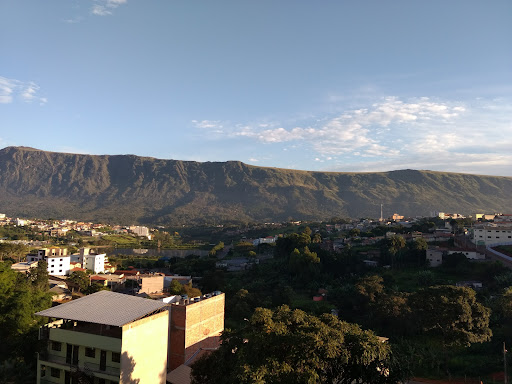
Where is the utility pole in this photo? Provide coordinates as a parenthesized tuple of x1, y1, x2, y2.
(380, 204, 383, 222)
(505, 342, 508, 384)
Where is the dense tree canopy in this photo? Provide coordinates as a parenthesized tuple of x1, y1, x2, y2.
(409, 285, 492, 348)
(192, 305, 404, 384)
(0, 262, 52, 362)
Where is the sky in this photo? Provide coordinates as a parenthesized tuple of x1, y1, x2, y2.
(1, 1, 511, 176)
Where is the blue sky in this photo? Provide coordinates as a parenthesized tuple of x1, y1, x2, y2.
(1, 1, 511, 175)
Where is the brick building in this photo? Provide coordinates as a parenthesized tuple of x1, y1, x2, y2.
(168, 292, 225, 370)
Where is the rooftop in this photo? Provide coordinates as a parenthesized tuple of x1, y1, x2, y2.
(35, 290, 168, 327)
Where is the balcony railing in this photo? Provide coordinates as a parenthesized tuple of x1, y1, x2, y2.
(39, 353, 120, 379)
(83, 361, 120, 377)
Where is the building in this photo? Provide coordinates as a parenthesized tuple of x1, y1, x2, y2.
(36, 291, 170, 384)
(79, 248, 106, 274)
(447, 248, 485, 260)
(27, 248, 71, 276)
(168, 292, 225, 371)
(252, 236, 277, 246)
(11, 260, 39, 273)
(391, 213, 404, 221)
(427, 248, 444, 267)
(139, 274, 165, 294)
(129, 226, 150, 238)
(473, 225, 512, 246)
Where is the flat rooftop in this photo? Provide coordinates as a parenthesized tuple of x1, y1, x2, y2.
(36, 290, 168, 327)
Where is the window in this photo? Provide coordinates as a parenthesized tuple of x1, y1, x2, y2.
(59, 264, 63, 267)
(59, 270, 63, 273)
(50, 367, 60, 378)
(111, 352, 120, 363)
(51, 341, 62, 351)
(60, 258, 63, 261)
(85, 347, 95, 358)
(40, 365, 46, 377)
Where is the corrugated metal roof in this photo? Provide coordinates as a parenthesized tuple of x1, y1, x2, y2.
(35, 290, 168, 326)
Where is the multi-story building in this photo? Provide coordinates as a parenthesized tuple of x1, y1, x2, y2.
(35, 290, 226, 384)
(79, 248, 106, 274)
(27, 248, 71, 276)
(128, 226, 150, 238)
(36, 291, 170, 384)
(168, 292, 225, 371)
(473, 225, 512, 246)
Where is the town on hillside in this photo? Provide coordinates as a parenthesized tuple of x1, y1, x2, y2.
(1, 211, 512, 383)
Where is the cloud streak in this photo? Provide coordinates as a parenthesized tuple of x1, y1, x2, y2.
(0, 76, 47, 105)
(91, 0, 127, 16)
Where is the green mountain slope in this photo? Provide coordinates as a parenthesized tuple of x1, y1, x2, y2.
(0, 146, 510, 224)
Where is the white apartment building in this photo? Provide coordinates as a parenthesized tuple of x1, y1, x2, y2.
(83, 254, 106, 274)
(47, 255, 71, 276)
(26, 248, 71, 276)
(79, 248, 106, 274)
(129, 226, 150, 237)
(473, 225, 512, 246)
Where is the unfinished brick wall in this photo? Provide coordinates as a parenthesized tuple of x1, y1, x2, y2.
(168, 293, 225, 370)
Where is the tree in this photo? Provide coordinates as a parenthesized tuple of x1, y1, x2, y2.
(181, 282, 201, 298)
(0, 243, 28, 262)
(28, 260, 49, 291)
(302, 226, 312, 236)
(349, 228, 360, 238)
(67, 270, 90, 292)
(191, 305, 404, 384)
(411, 238, 428, 266)
(289, 247, 320, 283)
(387, 235, 405, 267)
(0, 263, 52, 362)
(355, 275, 384, 303)
(169, 279, 183, 295)
(409, 285, 492, 348)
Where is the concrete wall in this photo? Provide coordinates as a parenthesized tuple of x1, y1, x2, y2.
(140, 275, 164, 294)
(169, 293, 225, 370)
(121, 310, 169, 384)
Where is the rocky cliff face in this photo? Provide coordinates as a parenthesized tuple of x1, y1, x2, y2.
(0, 146, 510, 224)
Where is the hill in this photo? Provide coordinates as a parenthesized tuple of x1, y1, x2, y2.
(0, 146, 510, 224)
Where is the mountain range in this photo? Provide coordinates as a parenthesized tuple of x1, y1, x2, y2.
(0, 146, 510, 225)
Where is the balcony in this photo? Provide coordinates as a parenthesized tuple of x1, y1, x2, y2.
(83, 361, 120, 377)
(39, 352, 120, 379)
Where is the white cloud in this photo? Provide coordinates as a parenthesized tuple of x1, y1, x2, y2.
(193, 96, 512, 175)
(91, 0, 127, 16)
(0, 76, 47, 105)
(192, 120, 223, 129)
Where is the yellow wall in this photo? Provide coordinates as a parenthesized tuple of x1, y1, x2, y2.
(121, 310, 169, 384)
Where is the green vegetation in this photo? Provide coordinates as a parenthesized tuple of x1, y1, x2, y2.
(192, 306, 403, 384)
(0, 260, 52, 383)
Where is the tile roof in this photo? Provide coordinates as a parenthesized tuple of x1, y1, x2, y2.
(35, 290, 168, 326)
